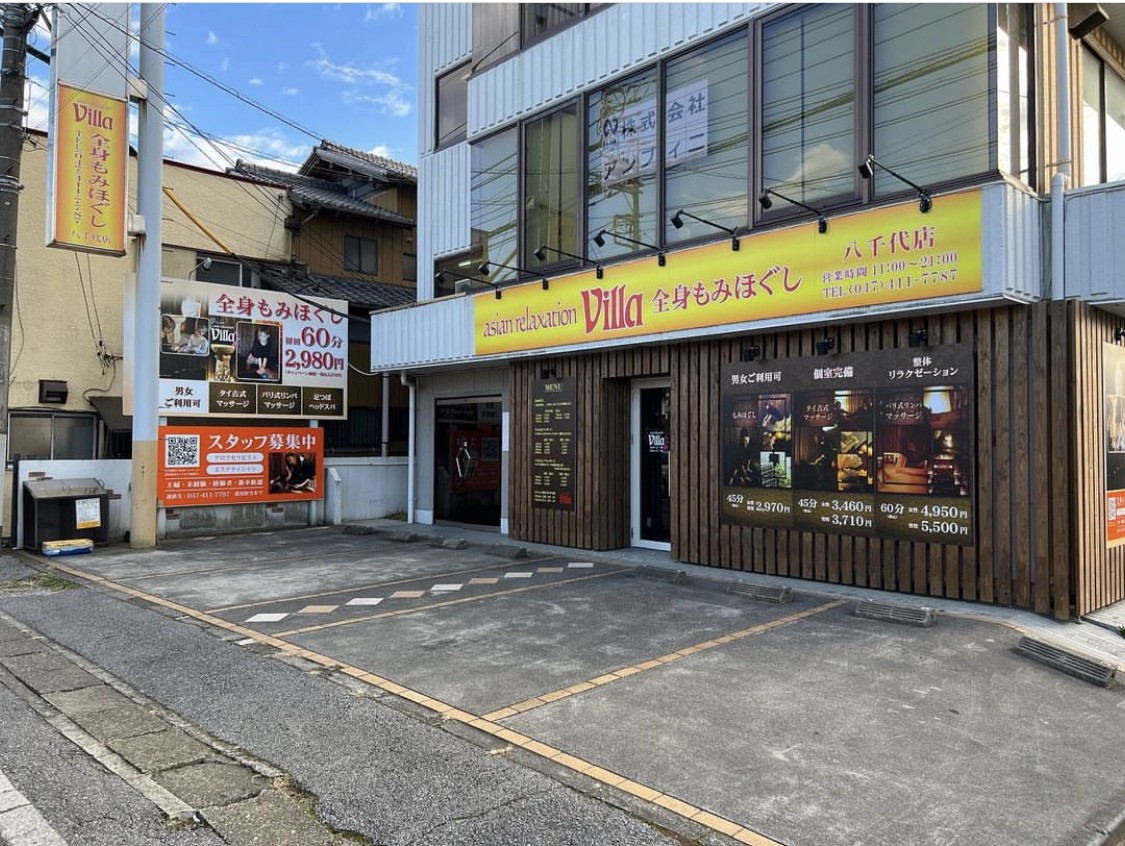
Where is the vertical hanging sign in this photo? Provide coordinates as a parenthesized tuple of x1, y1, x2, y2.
(46, 4, 130, 255)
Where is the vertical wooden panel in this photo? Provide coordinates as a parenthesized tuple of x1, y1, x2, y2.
(1012, 307, 1032, 607)
(977, 311, 995, 604)
(1032, 303, 1051, 614)
(994, 311, 1013, 606)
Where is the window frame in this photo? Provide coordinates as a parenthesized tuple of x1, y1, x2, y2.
(1080, 43, 1125, 186)
(343, 234, 379, 275)
(521, 99, 583, 273)
(7, 411, 98, 463)
(435, 61, 470, 150)
(452, 4, 1017, 291)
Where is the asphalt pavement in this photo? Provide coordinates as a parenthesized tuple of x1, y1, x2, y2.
(1, 522, 1124, 846)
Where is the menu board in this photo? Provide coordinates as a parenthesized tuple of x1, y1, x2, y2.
(532, 378, 577, 510)
(720, 344, 975, 545)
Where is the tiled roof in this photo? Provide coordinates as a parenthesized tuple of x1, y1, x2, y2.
(302, 140, 417, 182)
(229, 159, 413, 226)
(259, 268, 416, 311)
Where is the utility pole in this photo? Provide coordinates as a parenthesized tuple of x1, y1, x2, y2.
(0, 4, 37, 502)
(130, 4, 164, 548)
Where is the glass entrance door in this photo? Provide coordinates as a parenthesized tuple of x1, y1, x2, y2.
(631, 381, 671, 549)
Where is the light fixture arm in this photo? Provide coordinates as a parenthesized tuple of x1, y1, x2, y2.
(593, 229, 666, 266)
(535, 245, 603, 279)
(671, 209, 740, 251)
(479, 259, 550, 291)
(859, 154, 932, 213)
(758, 188, 828, 233)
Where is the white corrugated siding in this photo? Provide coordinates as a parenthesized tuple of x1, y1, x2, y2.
(370, 295, 475, 371)
(469, 3, 762, 136)
(1064, 182, 1125, 301)
(417, 143, 471, 299)
(980, 182, 1045, 303)
(418, 3, 472, 159)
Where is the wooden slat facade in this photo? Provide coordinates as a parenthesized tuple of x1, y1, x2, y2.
(508, 302, 1125, 619)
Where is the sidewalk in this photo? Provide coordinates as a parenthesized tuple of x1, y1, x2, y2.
(0, 563, 356, 846)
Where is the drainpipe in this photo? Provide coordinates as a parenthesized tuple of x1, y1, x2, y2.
(381, 374, 390, 458)
(401, 372, 415, 524)
(1052, 3, 1071, 299)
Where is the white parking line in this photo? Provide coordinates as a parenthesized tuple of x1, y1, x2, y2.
(0, 770, 67, 846)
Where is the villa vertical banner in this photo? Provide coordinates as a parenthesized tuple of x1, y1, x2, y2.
(46, 5, 130, 255)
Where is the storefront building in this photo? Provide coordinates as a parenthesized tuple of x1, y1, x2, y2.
(372, 3, 1125, 619)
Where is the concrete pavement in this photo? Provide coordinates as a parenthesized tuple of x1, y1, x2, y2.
(1, 523, 1124, 846)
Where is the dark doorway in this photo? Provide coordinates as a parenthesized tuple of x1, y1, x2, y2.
(434, 398, 502, 526)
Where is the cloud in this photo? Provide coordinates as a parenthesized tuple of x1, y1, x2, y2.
(206, 31, 219, 46)
(308, 46, 414, 119)
(365, 4, 402, 22)
(248, 77, 263, 87)
(343, 89, 412, 118)
(219, 57, 230, 73)
(282, 87, 299, 97)
(163, 124, 306, 173)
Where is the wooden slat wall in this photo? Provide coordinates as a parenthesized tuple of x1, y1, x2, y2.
(1072, 302, 1125, 615)
(508, 302, 1122, 618)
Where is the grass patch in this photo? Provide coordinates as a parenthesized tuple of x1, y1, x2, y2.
(1, 573, 78, 593)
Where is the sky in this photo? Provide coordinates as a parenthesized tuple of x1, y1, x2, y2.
(25, 2, 420, 173)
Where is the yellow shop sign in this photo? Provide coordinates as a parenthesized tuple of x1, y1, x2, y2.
(474, 188, 983, 356)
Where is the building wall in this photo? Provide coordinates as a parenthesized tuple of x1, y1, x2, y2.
(414, 366, 507, 525)
(292, 212, 414, 286)
(508, 303, 1096, 619)
(13, 135, 291, 417)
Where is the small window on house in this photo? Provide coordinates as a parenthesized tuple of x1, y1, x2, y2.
(436, 62, 469, 149)
(1080, 46, 1125, 186)
(8, 412, 96, 462)
(344, 235, 379, 274)
(195, 256, 244, 287)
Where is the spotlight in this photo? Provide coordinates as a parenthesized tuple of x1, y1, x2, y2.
(479, 259, 549, 292)
(858, 154, 932, 213)
(758, 188, 828, 233)
(815, 337, 835, 356)
(740, 346, 760, 363)
(535, 244, 603, 279)
(592, 229, 666, 266)
(541, 367, 557, 380)
(670, 208, 740, 250)
(908, 328, 929, 348)
(1116, 327, 1125, 343)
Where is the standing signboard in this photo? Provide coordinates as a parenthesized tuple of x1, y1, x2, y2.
(532, 378, 577, 509)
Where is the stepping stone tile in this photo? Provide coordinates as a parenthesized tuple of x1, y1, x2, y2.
(245, 613, 288, 624)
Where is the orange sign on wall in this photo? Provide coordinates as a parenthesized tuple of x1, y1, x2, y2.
(475, 188, 984, 356)
(49, 83, 128, 255)
(158, 426, 324, 507)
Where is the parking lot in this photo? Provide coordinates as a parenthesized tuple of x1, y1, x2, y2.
(31, 523, 1125, 846)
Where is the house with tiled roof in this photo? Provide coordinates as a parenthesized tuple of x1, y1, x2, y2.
(228, 143, 418, 456)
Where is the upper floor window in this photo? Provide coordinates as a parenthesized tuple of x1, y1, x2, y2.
(1080, 46, 1125, 186)
(436, 62, 469, 149)
(872, 4, 991, 197)
(522, 3, 587, 43)
(665, 30, 749, 246)
(470, 127, 519, 281)
(344, 235, 378, 275)
(760, 6, 856, 207)
(524, 103, 580, 267)
(587, 68, 660, 261)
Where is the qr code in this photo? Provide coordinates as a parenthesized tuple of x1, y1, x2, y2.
(165, 434, 200, 468)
